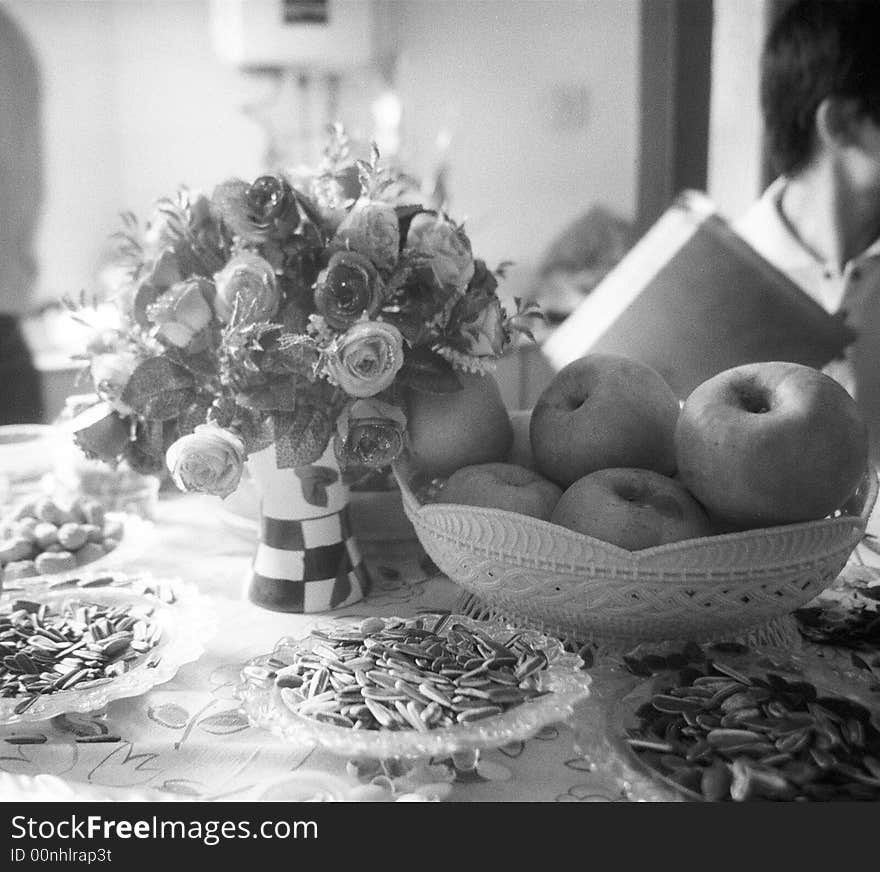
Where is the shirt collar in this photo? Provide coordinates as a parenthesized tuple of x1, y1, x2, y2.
(758, 177, 880, 273)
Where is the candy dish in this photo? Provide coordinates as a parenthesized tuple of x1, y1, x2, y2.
(237, 613, 592, 761)
(0, 574, 215, 725)
(0, 511, 153, 592)
(396, 462, 878, 649)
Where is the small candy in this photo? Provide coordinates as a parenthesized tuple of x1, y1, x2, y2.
(44, 543, 64, 553)
(4, 560, 38, 580)
(75, 542, 107, 566)
(15, 517, 40, 541)
(82, 524, 103, 543)
(103, 538, 119, 552)
(69, 497, 90, 524)
(57, 523, 88, 551)
(33, 522, 59, 549)
(34, 499, 67, 526)
(80, 501, 105, 526)
(35, 551, 77, 575)
(0, 537, 34, 565)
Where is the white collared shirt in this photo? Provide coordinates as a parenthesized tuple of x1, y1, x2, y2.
(735, 177, 880, 454)
(735, 178, 880, 390)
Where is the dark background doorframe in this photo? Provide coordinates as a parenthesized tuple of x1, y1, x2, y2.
(636, 0, 714, 234)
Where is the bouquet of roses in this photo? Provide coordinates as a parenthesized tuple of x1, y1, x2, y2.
(69, 128, 538, 499)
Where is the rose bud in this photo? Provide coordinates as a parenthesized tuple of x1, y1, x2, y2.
(212, 174, 299, 242)
(325, 320, 404, 398)
(334, 198, 400, 272)
(314, 250, 382, 330)
(406, 214, 474, 293)
(165, 424, 245, 499)
(146, 277, 215, 348)
(213, 252, 280, 324)
(335, 398, 407, 468)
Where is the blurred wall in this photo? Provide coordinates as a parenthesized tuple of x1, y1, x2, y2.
(3, 0, 264, 306)
(378, 0, 640, 298)
(4, 0, 640, 308)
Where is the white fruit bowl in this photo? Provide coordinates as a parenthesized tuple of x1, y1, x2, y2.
(394, 463, 878, 648)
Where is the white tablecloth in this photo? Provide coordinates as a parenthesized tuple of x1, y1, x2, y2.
(2, 493, 878, 803)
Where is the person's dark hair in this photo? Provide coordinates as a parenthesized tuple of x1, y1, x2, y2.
(761, 0, 880, 175)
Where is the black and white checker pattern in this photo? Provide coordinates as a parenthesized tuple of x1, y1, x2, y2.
(245, 443, 371, 613)
(249, 505, 371, 613)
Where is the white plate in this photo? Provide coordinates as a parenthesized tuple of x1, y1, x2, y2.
(0, 575, 215, 725)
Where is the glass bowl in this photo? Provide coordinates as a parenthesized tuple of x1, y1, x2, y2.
(0, 574, 215, 725)
(237, 613, 593, 761)
(584, 647, 880, 802)
(0, 511, 153, 594)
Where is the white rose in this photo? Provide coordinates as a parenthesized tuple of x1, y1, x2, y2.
(325, 320, 404, 398)
(406, 214, 474, 293)
(165, 425, 245, 498)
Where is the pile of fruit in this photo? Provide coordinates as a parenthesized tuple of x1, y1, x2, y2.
(0, 497, 122, 583)
(407, 354, 869, 550)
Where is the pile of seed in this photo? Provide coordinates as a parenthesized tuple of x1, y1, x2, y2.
(259, 616, 553, 731)
(626, 660, 880, 801)
(1, 598, 161, 715)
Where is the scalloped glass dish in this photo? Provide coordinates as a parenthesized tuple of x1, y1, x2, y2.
(587, 648, 880, 802)
(0, 575, 215, 725)
(0, 512, 154, 593)
(238, 614, 593, 761)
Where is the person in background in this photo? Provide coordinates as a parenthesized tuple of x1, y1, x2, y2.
(0, 8, 44, 424)
(735, 0, 880, 461)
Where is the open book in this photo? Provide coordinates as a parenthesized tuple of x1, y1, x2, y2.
(540, 191, 854, 397)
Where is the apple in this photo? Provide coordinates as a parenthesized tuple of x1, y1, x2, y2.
(530, 353, 680, 487)
(405, 372, 513, 479)
(550, 467, 712, 550)
(506, 409, 536, 470)
(674, 361, 869, 528)
(436, 462, 562, 520)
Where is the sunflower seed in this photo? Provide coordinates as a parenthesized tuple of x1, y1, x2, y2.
(625, 660, 880, 802)
(264, 616, 555, 734)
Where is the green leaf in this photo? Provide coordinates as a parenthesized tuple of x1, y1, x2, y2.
(121, 357, 196, 421)
(70, 402, 131, 463)
(236, 410, 274, 455)
(273, 405, 333, 469)
(396, 347, 463, 394)
(239, 378, 300, 412)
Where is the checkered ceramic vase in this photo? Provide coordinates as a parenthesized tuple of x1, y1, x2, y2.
(245, 442, 371, 613)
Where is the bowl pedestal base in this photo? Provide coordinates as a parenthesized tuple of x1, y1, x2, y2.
(454, 591, 801, 662)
